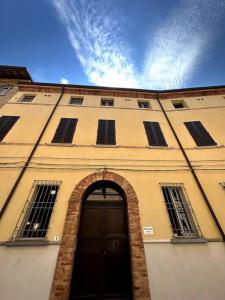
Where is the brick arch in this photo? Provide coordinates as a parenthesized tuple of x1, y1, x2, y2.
(50, 171, 150, 300)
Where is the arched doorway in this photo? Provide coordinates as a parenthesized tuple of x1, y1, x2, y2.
(69, 180, 132, 299)
(50, 171, 150, 300)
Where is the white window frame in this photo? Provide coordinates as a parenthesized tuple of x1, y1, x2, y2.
(69, 97, 83, 105)
(101, 99, 114, 107)
(138, 100, 150, 109)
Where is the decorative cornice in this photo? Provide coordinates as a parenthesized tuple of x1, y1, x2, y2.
(18, 83, 225, 99)
(159, 88, 225, 99)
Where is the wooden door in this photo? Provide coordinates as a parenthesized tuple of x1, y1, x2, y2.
(69, 186, 132, 299)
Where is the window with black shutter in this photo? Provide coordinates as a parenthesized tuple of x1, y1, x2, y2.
(51, 118, 78, 143)
(96, 120, 116, 145)
(143, 121, 167, 146)
(0, 116, 19, 141)
(184, 121, 217, 146)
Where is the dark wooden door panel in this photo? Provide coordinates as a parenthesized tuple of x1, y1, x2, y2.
(69, 199, 132, 299)
(80, 207, 102, 237)
(105, 207, 126, 236)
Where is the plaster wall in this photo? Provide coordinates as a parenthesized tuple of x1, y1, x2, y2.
(144, 242, 225, 300)
(0, 245, 59, 300)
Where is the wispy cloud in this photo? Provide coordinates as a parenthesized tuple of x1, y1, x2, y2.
(143, 0, 225, 89)
(51, 0, 138, 88)
(60, 78, 69, 84)
(51, 0, 225, 89)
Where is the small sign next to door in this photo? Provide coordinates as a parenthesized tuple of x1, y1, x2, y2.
(143, 226, 154, 235)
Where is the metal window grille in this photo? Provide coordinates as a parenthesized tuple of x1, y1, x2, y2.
(160, 183, 200, 238)
(11, 180, 61, 240)
(138, 101, 149, 108)
(0, 85, 12, 95)
(70, 97, 83, 105)
(20, 95, 35, 103)
(101, 99, 114, 106)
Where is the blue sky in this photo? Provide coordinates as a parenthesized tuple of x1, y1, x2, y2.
(1, 0, 225, 89)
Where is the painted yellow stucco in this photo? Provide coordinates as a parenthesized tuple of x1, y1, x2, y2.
(0, 83, 225, 243)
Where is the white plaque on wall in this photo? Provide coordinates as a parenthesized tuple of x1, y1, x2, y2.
(143, 226, 154, 235)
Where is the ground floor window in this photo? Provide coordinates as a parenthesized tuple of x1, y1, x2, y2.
(11, 180, 61, 239)
(160, 183, 200, 238)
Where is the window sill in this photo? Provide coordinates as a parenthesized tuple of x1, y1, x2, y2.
(17, 102, 34, 104)
(146, 145, 171, 149)
(95, 144, 117, 148)
(171, 237, 207, 244)
(195, 144, 221, 149)
(48, 143, 73, 147)
(138, 107, 151, 110)
(5, 239, 50, 246)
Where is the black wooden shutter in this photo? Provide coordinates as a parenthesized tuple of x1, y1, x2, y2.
(51, 118, 77, 143)
(0, 116, 19, 141)
(96, 120, 116, 145)
(184, 121, 217, 146)
(143, 121, 167, 146)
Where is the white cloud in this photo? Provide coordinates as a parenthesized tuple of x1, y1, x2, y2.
(60, 78, 69, 84)
(51, 0, 225, 89)
(143, 0, 225, 89)
(51, 0, 138, 88)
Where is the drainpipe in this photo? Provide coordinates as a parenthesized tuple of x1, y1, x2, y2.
(156, 93, 225, 241)
(0, 85, 65, 219)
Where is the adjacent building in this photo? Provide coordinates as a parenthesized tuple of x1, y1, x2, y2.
(0, 65, 225, 300)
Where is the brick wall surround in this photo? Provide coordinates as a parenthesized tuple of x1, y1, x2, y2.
(49, 171, 150, 300)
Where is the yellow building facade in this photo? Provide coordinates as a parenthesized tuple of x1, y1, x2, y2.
(0, 66, 225, 300)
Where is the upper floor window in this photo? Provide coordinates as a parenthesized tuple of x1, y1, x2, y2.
(143, 121, 168, 147)
(96, 120, 116, 145)
(13, 181, 61, 239)
(20, 95, 35, 103)
(0, 85, 12, 95)
(161, 184, 199, 239)
(70, 97, 83, 105)
(184, 121, 217, 147)
(51, 118, 78, 143)
(138, 101, 150, 109)
(101, 99, 114, 106)
(220, 183, 225, 190)
(172, 100, 187, 109)
(0, 115, 19, 141)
